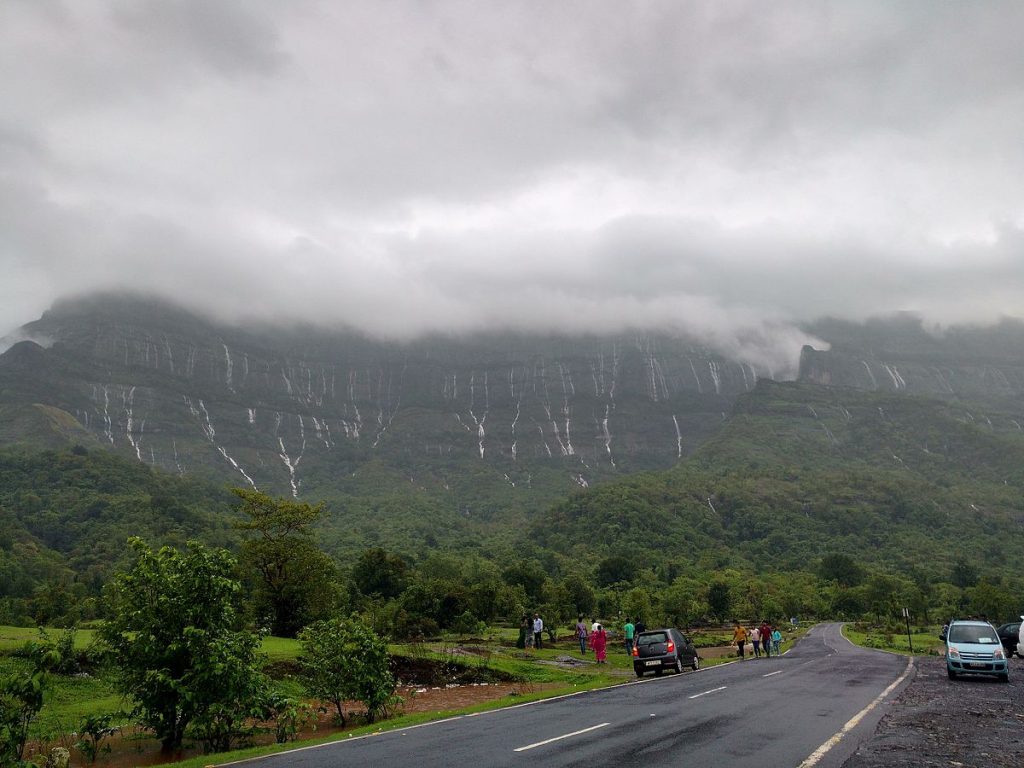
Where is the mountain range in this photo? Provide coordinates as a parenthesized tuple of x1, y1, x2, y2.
(2, 293, 1024, 574)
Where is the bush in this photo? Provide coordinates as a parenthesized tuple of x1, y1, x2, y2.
(100, 539, 268, 753)
(298, 617, 399, 725)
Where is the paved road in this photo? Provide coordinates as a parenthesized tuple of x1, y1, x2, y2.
(226, 623, 912, 768)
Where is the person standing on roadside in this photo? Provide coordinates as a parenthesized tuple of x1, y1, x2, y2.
(750, 625, 761, 658)
(772, 627, 782, 655)
(732, 620, 748, 659)
(592, 623, 608, 663)
(623, 617, 635, 655)
(759, 620, 773, 658)
(533, 614, 544, 650)
(575, 615, 589, 655)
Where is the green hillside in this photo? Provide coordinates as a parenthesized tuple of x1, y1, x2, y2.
(533, 380, 1024, 584)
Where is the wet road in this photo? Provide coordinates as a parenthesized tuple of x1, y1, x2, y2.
(223, 623, 912, 768)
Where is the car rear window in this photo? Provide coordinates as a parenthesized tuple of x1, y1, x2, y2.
(637, 632, 667, 646)
(948, 625, 997, 644)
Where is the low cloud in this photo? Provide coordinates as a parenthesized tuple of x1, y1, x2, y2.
(2, 1, 1023, 374)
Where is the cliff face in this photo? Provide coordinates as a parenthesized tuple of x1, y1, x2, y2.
(798, 317, 1024, 401)
(0, 294, 773, 506)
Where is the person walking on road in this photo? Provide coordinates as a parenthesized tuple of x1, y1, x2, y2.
(732, 621, 748, 659)
(771, 628, 782, 655)
(592, 624, 608, 663)
(575, 615, 589, 655)
(759, 621, 773, 658)
(623, 618, 635, 655)
(751, 626, 761, 658)
(533, 614, 544, 650)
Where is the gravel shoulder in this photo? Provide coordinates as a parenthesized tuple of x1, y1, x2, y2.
(844, 656, 1024, 768)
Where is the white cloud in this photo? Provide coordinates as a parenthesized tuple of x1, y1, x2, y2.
(2, 0, 1024, 372)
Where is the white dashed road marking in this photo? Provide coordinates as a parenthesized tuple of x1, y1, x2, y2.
(688, 685, 727, 699)
(513, 722, 611, 752)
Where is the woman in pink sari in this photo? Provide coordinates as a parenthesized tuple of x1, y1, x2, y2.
(591, 623, 608, 663)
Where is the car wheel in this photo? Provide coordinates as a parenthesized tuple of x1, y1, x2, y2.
(691, 656, 700, 672)
(674, 656, 684, 674)
(947, 668, 957, 680)
(635, 669, 644, 679)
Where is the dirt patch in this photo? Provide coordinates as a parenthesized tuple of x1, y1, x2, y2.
(843, 657, 1024, 768)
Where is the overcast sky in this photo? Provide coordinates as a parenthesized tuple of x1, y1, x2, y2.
(2, 1, 1023, 372)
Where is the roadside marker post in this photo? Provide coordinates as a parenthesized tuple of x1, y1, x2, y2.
(902, 607, 913, 653)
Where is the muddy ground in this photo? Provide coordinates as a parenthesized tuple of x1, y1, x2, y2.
(844, 657, 1024, 767)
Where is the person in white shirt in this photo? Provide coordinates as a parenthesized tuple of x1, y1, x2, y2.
(533, 614, 544, 649)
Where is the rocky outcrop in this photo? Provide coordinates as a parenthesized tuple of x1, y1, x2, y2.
(0, 295, 777, 502)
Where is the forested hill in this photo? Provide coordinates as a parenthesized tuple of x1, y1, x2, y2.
(533, 380, 1024, 585)
(0, 447, 237, 624)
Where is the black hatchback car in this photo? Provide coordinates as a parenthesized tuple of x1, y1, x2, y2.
(996, 621, 1020, 658)
(632, 628, 699, 677)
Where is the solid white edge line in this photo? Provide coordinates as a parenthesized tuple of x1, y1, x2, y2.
(688, 685, 727, 699)
(797, 657, 914, 768)
(513, 722, 611, 752)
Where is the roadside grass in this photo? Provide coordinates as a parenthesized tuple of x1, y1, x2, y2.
(843, 623, 944, 656)
(0, 622, 804, 767)
(163, 677, 613, 768)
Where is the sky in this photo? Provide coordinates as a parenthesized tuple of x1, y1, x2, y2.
(2, 0, 1024, 373)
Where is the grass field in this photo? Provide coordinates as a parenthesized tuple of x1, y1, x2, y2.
(842, 623, 945, 656)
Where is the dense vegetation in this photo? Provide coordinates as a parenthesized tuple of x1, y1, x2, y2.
(0, 374, 1021, 762)
(1, 379, 1021, 641)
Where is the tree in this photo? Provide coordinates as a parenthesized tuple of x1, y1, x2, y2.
(502, 559, 548, 602)
(352, 548, 408, 599)
(233, 489, 339, 637)
(298, 617, 397, 725)
(818, 553, 865, 587)
(100, 539, 267, 753)
(706, 580, 732, 622)
(595, 556, 633, 588)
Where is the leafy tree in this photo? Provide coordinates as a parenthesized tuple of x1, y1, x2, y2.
(863, 573, 900, 622)
(298, 617, 397, 725)
(233, 489, 339, 637)
(595, 556, 633, 588)
(100, 539, 268, 753)
(353, 547, 409, 599)
(968, 579, 1015, 623)
(662, 580, 704, 628)
(818, 553, 865, 587)
(706, 580, 731, 622)
(502, 559, 548, 602)
(559, 573, 596, 616)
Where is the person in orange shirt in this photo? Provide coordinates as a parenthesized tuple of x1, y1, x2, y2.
(732, 621, 748, 659)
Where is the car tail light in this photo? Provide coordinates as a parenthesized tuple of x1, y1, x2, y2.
(666, 641, 675, 653)
(632, 646, 639, 657)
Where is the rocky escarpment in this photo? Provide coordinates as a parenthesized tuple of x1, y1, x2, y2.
(0, 294, 779, 504)
(799, 316, 1024, 401)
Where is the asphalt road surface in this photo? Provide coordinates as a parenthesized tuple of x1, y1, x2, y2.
(224, 623, 912, 768)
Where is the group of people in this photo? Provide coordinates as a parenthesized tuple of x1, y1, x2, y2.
(732, 620, 781, 659)
(573, 615, 629, 663)
(517, 613, 546, 649)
